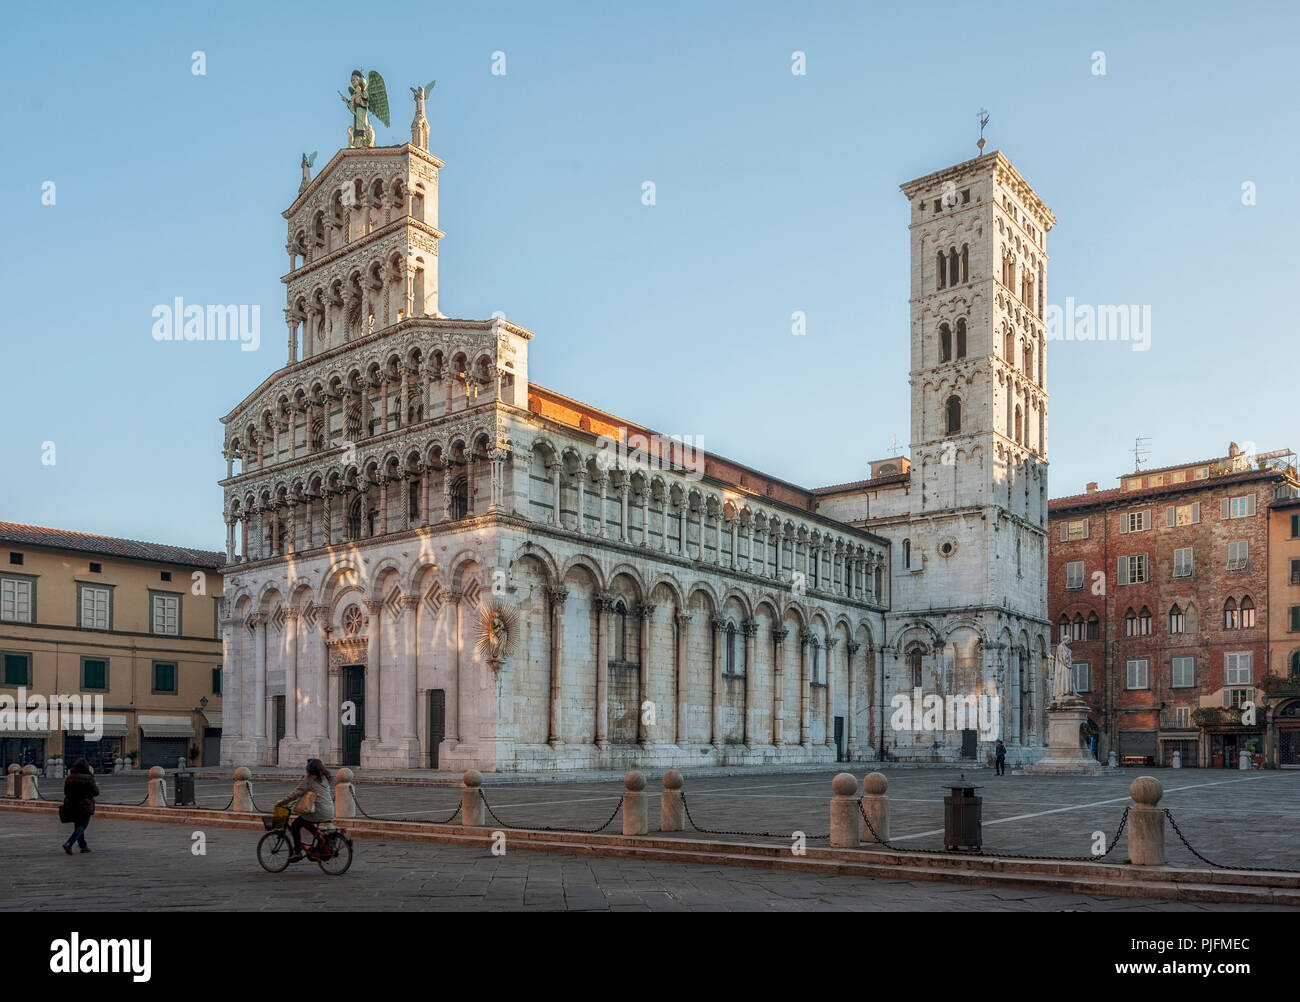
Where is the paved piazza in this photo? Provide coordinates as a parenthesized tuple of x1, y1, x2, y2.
(3, 767, 1297, 911)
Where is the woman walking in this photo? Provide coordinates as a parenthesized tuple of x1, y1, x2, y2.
(61, 758, 99, 854)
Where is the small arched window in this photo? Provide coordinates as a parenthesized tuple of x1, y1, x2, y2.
(1241, 596, 1255, 628)
(945, 395, 961, 435)
(1014, 405, 1023, 445)
(1137, 607, 1152, 635)
(948, 248, 960, 287)
(1169, 604, 1185, 634)
(1024, 342, 1034, 376)
(613, 600, 628, 661)
(908, 646, 924, 688)
(1058, 615, 1070, 643)
(1124, 607, 1138, 637)
(960, 244, 969, 283)
(939, 323, 952, 362)
(1004, 328, 1015, 364)
(1224, 597, 1239, 630)
(955, 318, 967, 359)
(725, 622, 737, 674)
(347, 496, 364, 539)
(450, 475, 469, 521)
(1087, 612, 1100, 639)
(1071, 614, 1085, 641)
(902, 538, 912, 569)
(936, 250, 947, 290)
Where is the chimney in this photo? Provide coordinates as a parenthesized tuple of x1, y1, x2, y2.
(1085, 482, 1098, 494)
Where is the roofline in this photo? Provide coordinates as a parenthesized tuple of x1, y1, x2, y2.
(283, 143, 444, 219)
(899, 150, 1056, 230)
(1048, 468, 1293, 514)
(0, 522, 225, 570)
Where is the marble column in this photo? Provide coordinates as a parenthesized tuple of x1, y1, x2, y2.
(846, 641, 860, 759)
(742, 620, 757, 748)
(772, 628, 787, 746)
(595, 597, 610, 749)
(676, 612, 691, 745)
(547, 587, 567, 748)
(710, 615, 724, 747)
(283, 610, 299, 743)
(638, 603, 655, 745)
(363, 600, 382, 746)
(825, 637, 838, 753)
(799, 629, 812, 747)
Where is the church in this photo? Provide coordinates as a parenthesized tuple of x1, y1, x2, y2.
(218, 86, 1055, 772)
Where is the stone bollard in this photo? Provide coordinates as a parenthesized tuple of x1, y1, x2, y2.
(1108, 750, 1118, 769)
(861, 771, 890, 843)
(44, 758, 57, 780)
(1172, 750, 1181, 769)
(334, 768, 357, 819)
(1128, 776, 1166, 866)
(829, 773, 861, 848)
(21, 764, 39, 800)
(622, 771, 648, 836)
(461, 770, 486, 827)
(660, 770, 684, 832)
(232, 766, 255, 812)
(121, 756, 133, 774)
(5, 764, 19, 797)
(1239, 749, 1251, 771)
(113, 756, 124, 775)
(147, 766, 167, 807)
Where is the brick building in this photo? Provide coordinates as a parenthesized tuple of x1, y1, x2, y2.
(1048, 445, 1298, 768)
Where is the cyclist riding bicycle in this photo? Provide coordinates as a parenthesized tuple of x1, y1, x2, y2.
(275, 759, 335, 861)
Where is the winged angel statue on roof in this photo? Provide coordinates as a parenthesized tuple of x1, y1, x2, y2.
(339, 69, 390, 148)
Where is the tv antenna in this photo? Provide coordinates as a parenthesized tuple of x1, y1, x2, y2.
(1132, 435, 1151, 471)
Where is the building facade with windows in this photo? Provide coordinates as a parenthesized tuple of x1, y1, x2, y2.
(218, 114, 1054, 772)
(1266, 490, 1300, 764)
(1048, 445, 1299, 768)
(0, 523, 224, 772)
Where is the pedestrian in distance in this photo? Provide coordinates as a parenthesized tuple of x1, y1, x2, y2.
(60, 758, 99, 854)
(994, 739, 1006, 776)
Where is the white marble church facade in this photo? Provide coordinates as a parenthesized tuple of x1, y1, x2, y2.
(218, 117, 1053, 771)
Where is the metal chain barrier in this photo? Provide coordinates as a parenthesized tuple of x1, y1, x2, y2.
(681, 792, 830, 841)
(479, 789, 623, 834)
(351, 786, 462, 826)
(1163, 808, 1300, 874)
(857, 800, 1133, 863)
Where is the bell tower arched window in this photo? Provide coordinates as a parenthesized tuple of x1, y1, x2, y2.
(939, 323, 952, 362)
(956, 318, 967, 359)
(945, 395, 961, 435)
(936, 250, 947, 290)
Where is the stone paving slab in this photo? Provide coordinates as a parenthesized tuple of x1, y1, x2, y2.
(44, 765, 1299, 870)
(0, 811, 1285, 912)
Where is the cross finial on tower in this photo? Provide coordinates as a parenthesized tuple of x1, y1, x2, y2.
(977, 109, 989, 154)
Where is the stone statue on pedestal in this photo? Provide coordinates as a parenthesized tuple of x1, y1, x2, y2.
(1051, 639, 1075, 703)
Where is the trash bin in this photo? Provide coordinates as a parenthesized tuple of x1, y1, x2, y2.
(173, 771, 196, 807)
(943, 777, 983, 850)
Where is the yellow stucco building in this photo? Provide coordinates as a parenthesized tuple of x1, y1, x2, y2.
(0, 523, 224, 773)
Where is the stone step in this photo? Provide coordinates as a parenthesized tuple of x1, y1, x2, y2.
(4, 799, 1292, 905)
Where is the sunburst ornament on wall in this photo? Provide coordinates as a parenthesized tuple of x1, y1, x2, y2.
(474, 598, 518, 675)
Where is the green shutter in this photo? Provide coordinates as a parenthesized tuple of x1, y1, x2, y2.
(4, 653, 28, 686)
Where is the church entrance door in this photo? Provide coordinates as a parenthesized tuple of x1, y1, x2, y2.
(342, 666, 365, 766)
(427, 689, 446, 769)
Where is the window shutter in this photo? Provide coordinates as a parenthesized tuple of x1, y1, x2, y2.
(1082, 519, 1090, 539)
(1192, 502, 1200, 524)
(1120, 518, 1129, 534)
(1117, 557, 1129, 586)
(1221, 497, 1230, 520)
(1059, 522, 1067, 542)
(1166, 507, 1176, 527)
(1292, 607, 1300, 632)
(1247, 494, 1257, 516)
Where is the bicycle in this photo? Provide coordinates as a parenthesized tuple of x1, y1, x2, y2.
(256, 804, 354, 875)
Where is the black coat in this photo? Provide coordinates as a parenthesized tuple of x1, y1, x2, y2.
(62, 772, 100, 825)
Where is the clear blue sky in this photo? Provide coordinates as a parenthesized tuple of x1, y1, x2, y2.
(2, 0, 1296, 550)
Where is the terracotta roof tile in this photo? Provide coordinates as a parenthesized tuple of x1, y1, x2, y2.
(0, 522, 225, 569)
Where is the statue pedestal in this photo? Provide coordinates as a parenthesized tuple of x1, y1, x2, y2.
(1020, 697, 1103, 776)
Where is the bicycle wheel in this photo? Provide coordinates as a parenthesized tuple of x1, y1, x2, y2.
(317, 832, 353, 875)
(257, 830, 294, 873)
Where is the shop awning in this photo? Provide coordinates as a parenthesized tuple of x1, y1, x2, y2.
(138, 716, 195, 738)
(0, 730, 51, 739)
(94, 714, 130, 737)
(201, 711, 222, 729)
